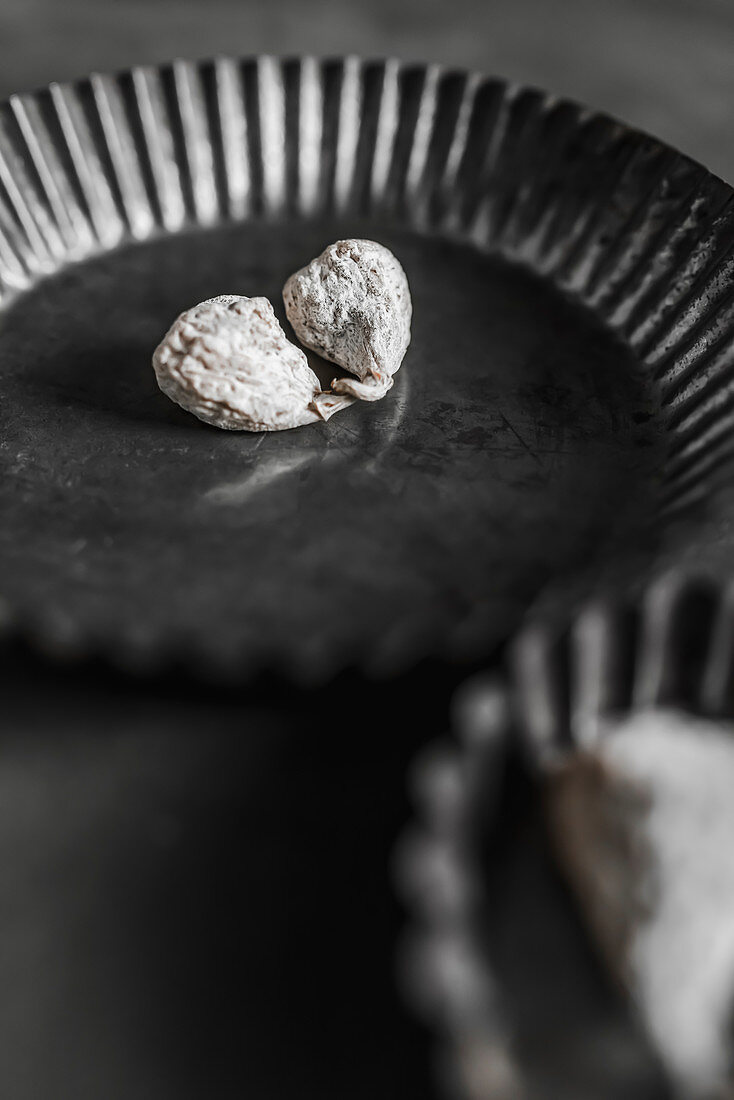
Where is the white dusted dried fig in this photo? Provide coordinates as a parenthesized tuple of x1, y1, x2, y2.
(547, 708, 734, 1100)
(152, 294, 352, 431)
(283, 239, 411, 401)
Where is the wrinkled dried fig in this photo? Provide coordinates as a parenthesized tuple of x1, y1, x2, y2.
(548, 708, 734, 1100)
(283, 239, 412, 401)
(153, 295, 352, 431)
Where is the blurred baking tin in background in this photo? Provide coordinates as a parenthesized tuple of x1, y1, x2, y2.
(1, 57, 734, 681)
(397, 572, 734, 1100)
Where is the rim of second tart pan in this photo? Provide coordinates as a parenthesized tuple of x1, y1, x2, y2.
(1, 55, 733, 683)
(398, 569, 734, 1100)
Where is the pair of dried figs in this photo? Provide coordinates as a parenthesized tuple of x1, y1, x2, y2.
(152, 239, 412, 431)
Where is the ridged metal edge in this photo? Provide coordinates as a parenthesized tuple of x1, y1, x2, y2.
(395, 674, 514, 1100)
(508, 569, 734, 765)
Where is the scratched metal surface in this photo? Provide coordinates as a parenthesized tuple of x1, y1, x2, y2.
(0, 216, 659, 676)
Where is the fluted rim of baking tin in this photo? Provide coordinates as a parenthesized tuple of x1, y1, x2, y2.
(398, 570, 734, 1097)
(507, 569, 734, 764)
(2, 55, 734, 677)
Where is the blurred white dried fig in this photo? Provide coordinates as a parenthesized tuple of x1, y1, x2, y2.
(548, 708, 734, 1100)
(283, 239, 412, 401)
(152, 295, 351, 431)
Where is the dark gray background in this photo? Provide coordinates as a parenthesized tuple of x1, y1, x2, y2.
(1, 2, 730, 1098)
